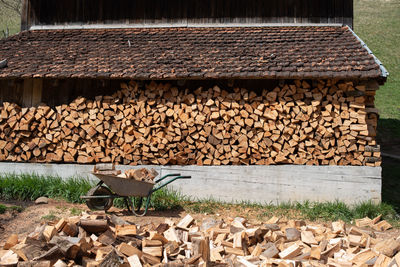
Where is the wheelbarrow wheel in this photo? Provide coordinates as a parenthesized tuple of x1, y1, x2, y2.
(85, 186, 113, 211)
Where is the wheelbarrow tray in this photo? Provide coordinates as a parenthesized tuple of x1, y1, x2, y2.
(92, 173, 155, 197)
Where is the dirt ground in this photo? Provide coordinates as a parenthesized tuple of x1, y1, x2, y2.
(0, 199, 177, 243)
(0, 199, 256, 245)
(1, 199, 399, 247)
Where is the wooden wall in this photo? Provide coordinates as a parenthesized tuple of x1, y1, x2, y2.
(41, 79, 127, 107)
(21, 0, 353, 30)
(0, 78, 279, 107)
(0, 78, 126, 107)
(0, 80, 24, 105)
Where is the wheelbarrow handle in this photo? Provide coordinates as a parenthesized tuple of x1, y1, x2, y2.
(155, 173, 181, 183)
(151, 175, 192, 193)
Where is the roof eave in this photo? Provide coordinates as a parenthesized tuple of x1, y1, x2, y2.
(346, 25, 388, 83)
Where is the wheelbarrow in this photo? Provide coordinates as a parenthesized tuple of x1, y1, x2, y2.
(81, 173, 191, 216)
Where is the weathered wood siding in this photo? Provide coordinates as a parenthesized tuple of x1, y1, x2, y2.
(22, 0, 353, 30)
(0, 78, 126, 107)
(0, 78, 278, 107)
(0, 79, 24, 105)
(41, 79, 126, 107)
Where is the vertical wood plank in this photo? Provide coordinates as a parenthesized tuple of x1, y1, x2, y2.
(327, 0, 335, 24)
(286, 0, 295, 23)
(334, 0, 344, 24)
(20, 0, 29, 30)
(277, 0, 284, 23)
(27, 0, 352, 27)
(310, 0, 320, 23)
(40, 0, 47, 24)
(32, 79, 43, 106)
(0, 80, 23, 105)
(319, 0, 328, 23)
(29, 0, 38, 27)
(344, 0, 353, 28)
(0, 80, 4, 104)
(269, 0, 278, 23)
(15, 80, 24, 106)
(22, 79, 33, 107)
(295, 0, 302, 23)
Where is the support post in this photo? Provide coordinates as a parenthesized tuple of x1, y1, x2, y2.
(22, 78, 33, 107)
(22, 78, 43, 107)
(32, 78, 43, 106)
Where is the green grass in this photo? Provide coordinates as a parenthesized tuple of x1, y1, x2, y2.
(0, 173, 94, 203)
(184, 199, 222, 214)
(184, 199, 399, 224)
(0, 203, 23, 214)
(0, 204, 6, 214)
(0, 3, 20, 37)
(7, 205, 23, 212)
(41, 211, 59, 221)
(150, 187, 183, 210)
(177, 197, 399, 224)
(69, 207, 83, 216)
(354, 0, 400, 140)
(295, 200, 398, 222)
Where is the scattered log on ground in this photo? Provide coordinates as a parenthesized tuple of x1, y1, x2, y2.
(1, 210, 398, 266)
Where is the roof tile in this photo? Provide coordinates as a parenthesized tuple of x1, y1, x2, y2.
(0, 26, 383, 80)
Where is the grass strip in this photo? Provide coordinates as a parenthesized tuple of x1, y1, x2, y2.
(0, 173, 93, 203)
(183, 199, 399, 224)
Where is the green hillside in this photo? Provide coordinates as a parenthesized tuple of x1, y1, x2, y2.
(354, 0, 400, 143)
(0, 5, 20, 37)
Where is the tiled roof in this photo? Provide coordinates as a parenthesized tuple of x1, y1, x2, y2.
(0, 26, 384, 80)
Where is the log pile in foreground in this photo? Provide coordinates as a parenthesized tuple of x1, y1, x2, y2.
(1, 212, 399, 266)
(0, 79, 380, 166)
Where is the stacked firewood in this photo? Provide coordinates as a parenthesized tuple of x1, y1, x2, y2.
(93, 164, 158, 183)
(1, 212, 399, 266)
(123, 168, 158, 183)
(0, 79, 380, 166)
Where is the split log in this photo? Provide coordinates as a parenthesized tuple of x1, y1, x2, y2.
(79, 219, 108, 233)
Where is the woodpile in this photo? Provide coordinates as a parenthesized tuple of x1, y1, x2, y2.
(93, 164, 158, 183)
(93, 163, 121, 176)
(1, 212, 399, 266)
(0, 79, 380, 166)
(122, 168, 158, 183)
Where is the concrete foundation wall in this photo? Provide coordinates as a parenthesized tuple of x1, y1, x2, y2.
(0, 163, 381, 205)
